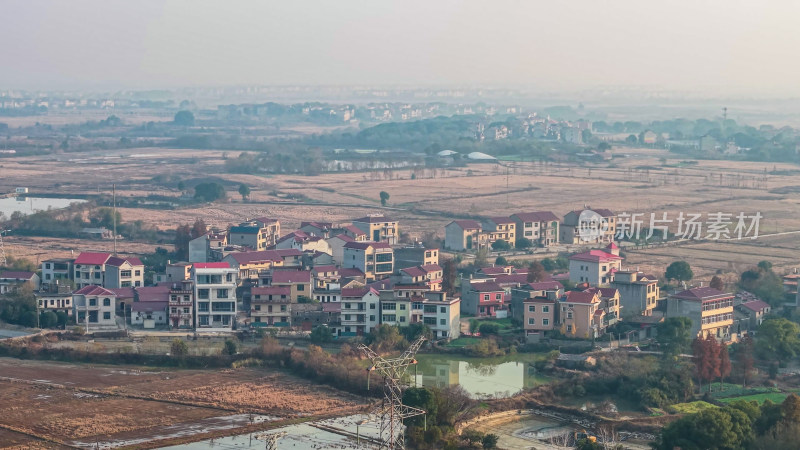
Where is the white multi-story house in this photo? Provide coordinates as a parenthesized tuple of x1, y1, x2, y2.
(104, 256, 144, 288)
(340, 286, 380, 336)
(72, 285, 118, 330)
(412, 291, 461, 340)
(568, 243, 623, 285)
(191, 262, 238, 332)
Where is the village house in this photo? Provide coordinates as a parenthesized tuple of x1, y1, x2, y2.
(104, 256, 144, 288)
(667, 287, 735, 340)
(188, 231, 227, 263)
(35, 283, 73, 317)
(153, 262, 192, 284)
(311, 265, 340, 290)
(559, 290, 605, 339)
(166, 280, 194, 329)
(523, 296, 557, 340)
(340, 286, 381, 336)
(223, 250, 284, 281)
(561, 208, 617, 244)
(131, 301, 168, 328)
(482, 217, 516, 248)
(299, 221, 333, 238)
(584, 286, 621, 326)
(510, 281, 563, 324)
(0, 271, 40, 294)
(510, 211, 560, 247)
(413, 291, 461, 340)
(394, 245, 439, 270)
(269, 269, 312, 302)
(40, 258, 74, 287)
(250, 286, 292, 327)
(275, 230, 332, 254)
(379, 291, 411, 328)
(342, 241, 394, 281)
(611, 270, 660, 318)
(568, 243, 623, 285)
(444, 220, 487, 251)
(72, 285, 118, 330)
(737, 300, 771, 329)
(341, 225, 368, 242)
(192, 262, 238, 332)
(461, 278, 506, 318)
(326, 234, 355, 266)
(73, 252, 111, 288)
(228, 217, 281, 251)
(352, 214, 399, 244)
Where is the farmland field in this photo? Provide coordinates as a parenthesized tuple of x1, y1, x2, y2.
(1, 146, 799, 279)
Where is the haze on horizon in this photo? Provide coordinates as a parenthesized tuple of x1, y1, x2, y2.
(4, 0, 799, 97)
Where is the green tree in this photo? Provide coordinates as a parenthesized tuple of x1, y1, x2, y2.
(170, 339, 189, 357)
(379, 191, 390, 206)
(491, 239, 511, 251)
(654, 407, 753, 450)
(481, 433, 499, 449)
(576, 438, 602, 450)
(310, 325, 333, 343)
(238, 183, 250, 201)
(756, 318, 800, 359)
(402, 388, 437, 427)
(710, 275, 724, 291)
(656, 317, 693, 357)
(515, 237, 533, 249)
(223, 339, 238, 355)
(177, 180, 186, 192)
(173, 110, 195, 126)
(736, 334, 756, 386)
(474, 247, 489, 268)
(39, 311, 58, 328)
(495, 256, 507, 265)
(665, 261, 694, 282)
(442, 258, 457, 295)
(193, 182, 226, 202)
(89, 207, 122, 230)
(478, 322, 500, 335)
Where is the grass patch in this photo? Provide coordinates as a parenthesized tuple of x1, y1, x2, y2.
(669, 401, 718, 414)
(445, 337, 482, 348)
(709, 383, 777, 399)
(718, 393, 789, 405)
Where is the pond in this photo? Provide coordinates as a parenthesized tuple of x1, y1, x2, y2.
(0, 196, 86, 218)
(413, 353, 552, 399)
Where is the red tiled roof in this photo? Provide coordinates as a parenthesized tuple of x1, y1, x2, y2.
(470, 281, 504, 292)
(494, 273, 529, 284)
(402, 267, 426, 278)
(277, 231, 309, 244)
(322, 302, 341, 313)
(369, 278, 395, 290)
(420, 264, 442, 273)
(74, 252, 111, 265)
(450, 220, 481, 230)
(271, 270, 311, 284)
(252, 286, 291, 296)
(741, 300, 771, 313)
(301, 221, 333, 230)
(606, 242, 619, 250)
(512, 211, 560, 223)
(0, 271, 36, 280)
(563, 291, 598, 304)
(135, 285, 171, 302)
(671, 287, 732, 301)
(569, 250, 622, 263)
(480, 266, 508, 275)
(340, 268, 366, 278)
(341, 287, 376, 297)
(312, 265, 338, 274)
(228, 250, 282, 265)
(106, 256, 143, 267)
(585, 287, 619, 298)
(193, 262, 231, 269)
(275, 248, 303, 257)
(108, 287, 135, 298)
(74, 285, 116, 296)
(329, 233, 355, 243)
(343, 225, 367, 236)
(524, 295, 556, 304)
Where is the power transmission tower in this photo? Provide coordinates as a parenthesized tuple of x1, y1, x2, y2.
(359, 336, 426, 449)
(254, 431, 287, 450)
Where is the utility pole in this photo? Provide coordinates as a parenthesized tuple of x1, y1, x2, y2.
(359, 336, 427, 449)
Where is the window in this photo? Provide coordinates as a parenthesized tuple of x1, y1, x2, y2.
(345, 314, 351, 321)
(297, 284, 305, 291)
(369, 315, 376, 321)
(254, 305, 261, 311)
(567, 325, 572, 332)
(543, 318, 550, 326)
(382, 314, 396, 322)
(400, 316, 406, 322)
(102, 298, 111, 307)
(369, 303, 376, 310)
(423, 317, 437, 325)
(199, 316, 209, 325)
(89, 298, 97, 307)
(567, 312, 573, 319)
(94, 272, 101, 279)
(198, 289, 209, 299)
(424, 305, 437, 313)
(542, 306, 550, 313)
(400, 304, 406, 310)
(383, 303, 396, 310)
(120, 270, 132, 278)
(135, 270, 141, 277)
(528, 305, 535, 312)
(495, 293, 502, 300)
(440, 319, 446, 325)
(198, 302, 209, 312)
(528, 318, 535, 325)
(103, 312, 111, 320)
(171, 307, 177, 313)
(216, 289, 229, 299)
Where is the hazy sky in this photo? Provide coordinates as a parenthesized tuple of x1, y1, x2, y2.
(4, 0, 800, 95)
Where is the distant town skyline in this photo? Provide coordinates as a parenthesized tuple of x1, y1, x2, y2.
(3, 0, 800, 96)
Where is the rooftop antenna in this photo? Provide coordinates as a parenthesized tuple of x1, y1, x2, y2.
(113, 184, 117, 256)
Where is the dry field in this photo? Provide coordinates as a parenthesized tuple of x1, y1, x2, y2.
(0, 357, 366, 448)
(1, 146, 799, 278)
